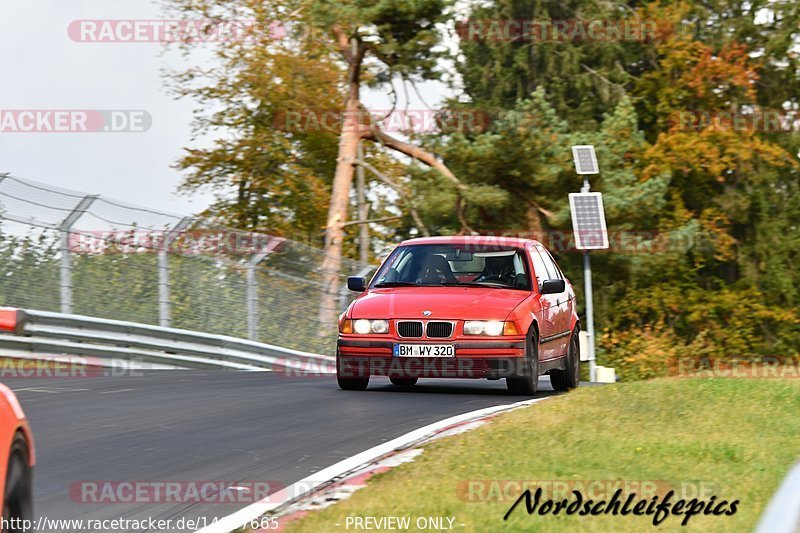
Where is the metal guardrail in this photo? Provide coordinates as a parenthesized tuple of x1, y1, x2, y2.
(756, 462, 800, 533)
(0, 308, 334, 373)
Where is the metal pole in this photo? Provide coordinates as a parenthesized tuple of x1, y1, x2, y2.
(356, 142, 369, 264)
(580, 176, 597, 382)
(58, 195, 99, 315)
(247, 264, 258, 341)
(157, 249, 169, 327)
(245, 237, 284, 342)
(60, 230, 72, 314)
(583, 251, 596, 382)
(159, 217, 194, 328)
(246, 252, 269, 342)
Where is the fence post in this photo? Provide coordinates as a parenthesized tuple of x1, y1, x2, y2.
(159, 217, 193, 328)
(247, 252, 269, 342)
(58, 195, 99, 314)
(246, 236, 285, 342)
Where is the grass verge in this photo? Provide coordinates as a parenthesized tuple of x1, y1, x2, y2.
(283, 378, 800, 532)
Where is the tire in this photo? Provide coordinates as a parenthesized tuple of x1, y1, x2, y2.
(3, 433, 32, 533)
(506, 328, 539, 395)
(336, 349, 370, 391)
(389, 377, 418, 387)
(551, 328, 580, 392)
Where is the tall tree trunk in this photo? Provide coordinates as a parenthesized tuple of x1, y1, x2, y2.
(318, 31, 364, 336)
(317, 27, 471, 337)
(317, 98, 362, 335)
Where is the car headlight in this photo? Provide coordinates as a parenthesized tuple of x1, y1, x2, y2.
(352, 319, 389, 334)
(464, 320, 516, 336)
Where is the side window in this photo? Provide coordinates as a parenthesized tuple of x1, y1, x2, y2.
(540, 248, 563, 280)
(528, 247, 549, 286)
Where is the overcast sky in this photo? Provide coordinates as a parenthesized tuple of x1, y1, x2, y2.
(0, 0, 451, 217)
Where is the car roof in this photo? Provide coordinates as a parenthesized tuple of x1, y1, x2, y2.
(399, 235, 542, 248)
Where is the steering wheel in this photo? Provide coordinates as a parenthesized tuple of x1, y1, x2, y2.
(476, 272, 513, 284)
(419, 267, 457, 284)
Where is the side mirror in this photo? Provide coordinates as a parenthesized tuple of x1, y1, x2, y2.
(540, 279, 565, 295)
(347, 276, 367, 292)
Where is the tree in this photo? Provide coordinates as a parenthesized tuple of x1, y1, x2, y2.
(164, 1, 344, 239)
(439, 0, 800, 377)
(164, 0, 475, 334)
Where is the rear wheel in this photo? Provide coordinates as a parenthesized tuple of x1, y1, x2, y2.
(507, 329, 539, 395)
(336, 349, 369, 391)
(3, 433, 32, 533)
(551, 328, 580, 392)
(390, 377, 418, 387)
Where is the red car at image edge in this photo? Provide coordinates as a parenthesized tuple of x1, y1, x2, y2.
(0, 383, 34, 529)
(337, 236, 580, 394)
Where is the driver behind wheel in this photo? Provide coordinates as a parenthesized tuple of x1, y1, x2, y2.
(416, 254, 457, 284)
(474, 255, 515, 284)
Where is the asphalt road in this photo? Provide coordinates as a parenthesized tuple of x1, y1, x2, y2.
(3, 370, 560, 532)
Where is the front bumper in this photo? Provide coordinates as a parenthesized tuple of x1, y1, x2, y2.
(337, 337, 526, 379)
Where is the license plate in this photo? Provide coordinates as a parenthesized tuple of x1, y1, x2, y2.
(393, 344, 455, 358)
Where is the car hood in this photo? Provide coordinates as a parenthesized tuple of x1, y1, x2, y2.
(351, 286, 530, 320)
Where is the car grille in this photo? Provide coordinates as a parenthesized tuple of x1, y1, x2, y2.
(426, 321, 453, 338)
(397, 321, 423, 338)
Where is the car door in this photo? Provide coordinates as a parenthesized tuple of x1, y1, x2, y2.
(538, 246, 571, 357)
(528, 245, 559, 360)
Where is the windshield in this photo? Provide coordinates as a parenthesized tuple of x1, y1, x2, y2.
(371, 244, 531, 290)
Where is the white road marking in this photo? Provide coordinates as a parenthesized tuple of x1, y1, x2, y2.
(194, 397, 548, 533)
(12, 387, 89, 394)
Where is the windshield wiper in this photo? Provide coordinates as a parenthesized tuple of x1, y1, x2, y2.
(440, 282, 498, 288)
(441, 281, 525, 290)
(374, 281, 418, 288)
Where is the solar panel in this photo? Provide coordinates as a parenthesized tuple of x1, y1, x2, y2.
(569, 192, 609, 249)
(572, 145, 599, 175)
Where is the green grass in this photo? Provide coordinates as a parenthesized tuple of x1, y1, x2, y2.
(283, 378, 800, 532)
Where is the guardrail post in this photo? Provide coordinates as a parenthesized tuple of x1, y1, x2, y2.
(159, 217, 193, 328)
(58, 195, 99, 314)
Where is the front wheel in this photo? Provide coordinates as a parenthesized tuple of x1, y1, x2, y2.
(336, 349, 369, 391)
(337, 376, 369, 391)
(507, 329, 539, 395)
(550, 328, 580, 392)
(3, 434, 32, 533)
(390, 377, 418, 387)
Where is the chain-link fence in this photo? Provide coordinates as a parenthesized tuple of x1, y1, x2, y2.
(0, 173, 373, 354)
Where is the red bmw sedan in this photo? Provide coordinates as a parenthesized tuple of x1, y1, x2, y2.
(336, 236, 580, 394)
